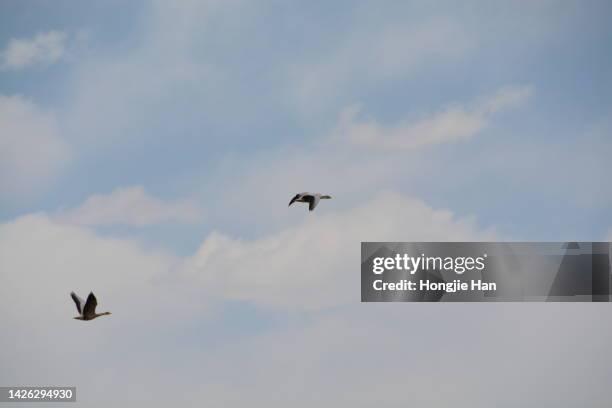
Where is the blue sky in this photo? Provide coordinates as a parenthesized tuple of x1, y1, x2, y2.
(1, 1, 612, 407)
(1, 0, 611, 247)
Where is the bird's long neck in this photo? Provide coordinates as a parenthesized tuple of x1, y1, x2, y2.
(321, 195, 331, 199)
(96, 312, 111, 317)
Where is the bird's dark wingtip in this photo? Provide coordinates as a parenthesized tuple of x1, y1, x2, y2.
(289, 193, 300, 207)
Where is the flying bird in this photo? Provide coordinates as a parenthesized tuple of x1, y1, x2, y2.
(70, 291, 111, 321)
(288, 192, 332, 211)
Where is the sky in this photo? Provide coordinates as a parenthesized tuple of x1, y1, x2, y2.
(1, 1, 611, 407)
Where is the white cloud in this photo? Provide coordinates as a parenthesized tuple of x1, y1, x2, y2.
(198, 304, 611, 408)
(1, 31, 67, 70)
(2, 195, 611, 407)
(0, 213, 180, 323)
(0, 94, 71, 198)
(0, 191, 495, 394)
(1, 191, 493, 322)
(0, 212, 196, 397)
(55, 185, 204, 226)
(332, 85, 533, 150)
(185, 191, 497, 310)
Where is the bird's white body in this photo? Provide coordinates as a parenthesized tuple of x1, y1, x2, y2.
(288, 192, 332, 211)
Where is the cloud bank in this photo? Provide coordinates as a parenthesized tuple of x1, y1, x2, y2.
(185, 191, 496, 310)
(332, 85, 533, 150)
(1, 192, 610, 407)
(55, 186, 204, 226)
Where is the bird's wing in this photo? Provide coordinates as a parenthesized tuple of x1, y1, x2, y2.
(288, 193, 301, 206)
(308, 195, 320, 211)
(70, 292, 84, 315)
(83, 292, 98, 317)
